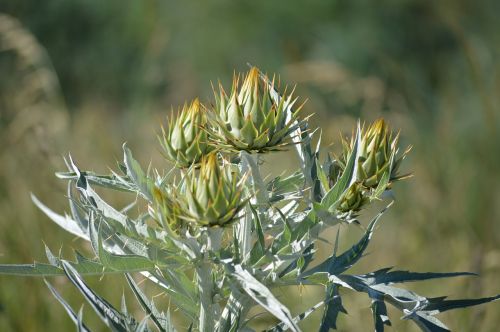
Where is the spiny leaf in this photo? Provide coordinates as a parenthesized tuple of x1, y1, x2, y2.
(258, 68, 319, 203)
(135, 317, 150, 332)
(266, 297, 327, 332)
(44, 279, 91, 332)
(31, 193, 89, 240)
(267, 171, 304, 203)
(321, 124, 360, 210)
(61, 261, 130, 332)
(278, 243, 314, 278)
(0, 257, 140, 277)
(370, 292, 391, 332)
(56, 171, 133, 192)
(422, 295, 500, 314)
(404, 312, 450, 332)
(302, 203, 391, 278)
(217, 290, 250, 332)
(229, 264, 300, 332)
(360, 268, 476, 285)
(327, 203, 389, 274)
(89, 219, 156, 272)
(126, 274, 177, 332)
(319, 284, 347, 332)
(123, 143, 155, 202)
(77, 306, 87, 332)
(249, 204, 267, 265)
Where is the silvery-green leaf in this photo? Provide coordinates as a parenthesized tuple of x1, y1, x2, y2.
(303, 203, 390, 277)
(56, 171, 133, 192)
(135, 317, 150, 332)
(265, 297, 327, 332)
(369, 292, 391, 332)
(360, 268, 476, 285)
(404, 311, 450, 332)
(123, 143, 155, 202)
(217, 290, 251, 332)
(321, 125, 361, 211)
(422, 295, 500, 315)
(0, 256, 139, 277)
(44, 279, 91, 332)
(31, 193, 88, 240)
(61, 261, 130, 332)
(126, 274, 178, 332)
(228, 264, 300, 332)
(319, 284, 347, 332)
(77, 306, 87, 332)
(89, 220, 156, 272)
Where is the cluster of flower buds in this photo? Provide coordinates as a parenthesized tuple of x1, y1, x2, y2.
(158, 67, 302, 228)
(159, 69, 408, 227)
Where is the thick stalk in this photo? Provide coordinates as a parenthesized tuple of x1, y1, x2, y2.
(237, 152, 254, 263)
(197, 228, 222, 332)
(196, 260, 214, 332)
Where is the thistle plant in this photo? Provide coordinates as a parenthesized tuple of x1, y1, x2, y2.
(1, 66, 498, 332)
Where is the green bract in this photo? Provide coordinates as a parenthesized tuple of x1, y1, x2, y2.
(160, 98, 213, 168)
(212, 67, 302, 152)
(339, 119, 409, 188)
(179, 153, 247, 227)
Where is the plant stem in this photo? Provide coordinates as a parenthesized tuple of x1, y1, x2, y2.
(237, 152, 254, 263)
(197, 228, 222, 332)
(196, 260, 214, 332)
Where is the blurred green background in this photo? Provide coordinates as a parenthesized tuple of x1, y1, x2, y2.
(0, 0, 499, 331)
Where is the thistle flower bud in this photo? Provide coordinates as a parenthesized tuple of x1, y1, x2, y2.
(339, 119, 409, 188)
(142, 180, 184, 235)
(212, 67, 301, 152)
(337, 182, 368, 213)
(160, 99, 213, 168)
(179, 154, 247, 227)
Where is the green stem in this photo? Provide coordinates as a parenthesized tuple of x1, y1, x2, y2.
(196, 260, 214, 332)
(197, 228, 222, 332)
(237, 152, 254, 263)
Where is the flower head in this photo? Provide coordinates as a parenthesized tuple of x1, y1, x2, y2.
(338, 119, 410, 188)
(212, 67, 302, 152)
(178, 154, 248, 227)
(160, 99, 213, 168)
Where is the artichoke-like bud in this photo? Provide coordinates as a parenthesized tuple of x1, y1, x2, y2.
(180, 154, 247, 227)
(212, 67, 301, 152)
(160, 99, 213, 168)
(339, 119, 409, 188)
(337, 183, 368, 213)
